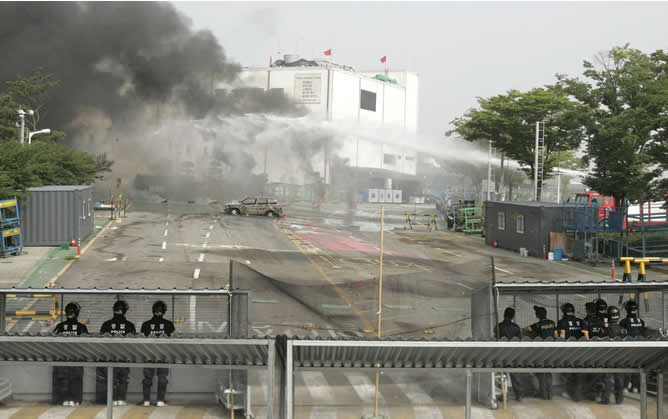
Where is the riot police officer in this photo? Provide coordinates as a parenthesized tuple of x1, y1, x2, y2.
(595, 299, 609, 328)
(602, 306, 627, 405)
(557, 303, 584, 401)
(141, 300, 175, 407)
(495, 307, 535, 401)
(525, 306, 558, 400)
(582, 301, 607, 401)
(98, 300, 136, 406)
(621, 300, 647, 393)
(53, 302, 88, 406)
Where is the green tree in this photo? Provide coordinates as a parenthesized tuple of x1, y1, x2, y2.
(557, 45, 668, 206)
(448, 86, 586, 201)
(0, 70, 109, 199)
(6, 69, 61, 132)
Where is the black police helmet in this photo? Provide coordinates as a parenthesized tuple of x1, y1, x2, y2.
(608, 306, 621, 321)
(595, 299, 608, 314)
(624, 300, 638, 314)
(534, 305, 547, 319)
(153, 300, 167, 315)
(113, 300, 129, 315)
(65, 302, 80, 318)
(503, 307, 515, 320)
(585, 302, 596, 314)
(561, 303, 575, 315)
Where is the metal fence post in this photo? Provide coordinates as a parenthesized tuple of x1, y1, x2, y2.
(267, 341, 275, 419)
(640, 371, 647, 419)
(0, 293, 6, 333)
(466, 369, 472, 419)
(286, 340, 294, 419)
(657, 371, 663, 419)
(106, 366, 113, 419)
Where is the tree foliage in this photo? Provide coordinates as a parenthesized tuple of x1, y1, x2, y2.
(448, 86, 586, 200)
(6, 68, 61, 132)
(0, 70, 107, 200)
(557, 45, 668, 206)
(0, 141, 98, 200)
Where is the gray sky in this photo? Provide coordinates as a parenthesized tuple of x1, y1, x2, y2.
(174, 1, 668, 136)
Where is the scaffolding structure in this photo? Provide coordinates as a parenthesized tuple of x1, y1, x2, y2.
(0, 199, 22, 257)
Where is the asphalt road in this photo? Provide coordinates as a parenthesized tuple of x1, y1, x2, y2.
(10, 198, 656, 339)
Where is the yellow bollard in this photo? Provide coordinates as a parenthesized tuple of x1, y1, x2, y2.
(620, 257, 634, 282)
(635, 258, 649, 282)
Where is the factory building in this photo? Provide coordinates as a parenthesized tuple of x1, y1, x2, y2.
(238, 55, 421, 202)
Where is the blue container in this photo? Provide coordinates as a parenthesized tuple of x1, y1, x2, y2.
(553, 248, 563, 261)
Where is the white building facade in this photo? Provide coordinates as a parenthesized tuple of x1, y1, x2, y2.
(239, 56, 419, 189)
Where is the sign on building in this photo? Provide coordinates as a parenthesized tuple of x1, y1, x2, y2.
(294, 73, 321, 104)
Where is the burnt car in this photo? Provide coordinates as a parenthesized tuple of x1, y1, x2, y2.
(223, 197, 283, 217)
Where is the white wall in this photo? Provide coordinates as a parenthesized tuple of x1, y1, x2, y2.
(236, 66, 420, 180)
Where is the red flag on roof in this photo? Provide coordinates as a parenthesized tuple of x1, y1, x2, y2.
(380, 56, 387, 63)
(324, 49, 332, 56)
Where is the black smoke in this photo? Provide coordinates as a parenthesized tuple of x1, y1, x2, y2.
(0, 2, 290, 135)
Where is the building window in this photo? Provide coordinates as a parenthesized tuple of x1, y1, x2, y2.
(498, 212, 505, 230)
(383, 154, 396, 165)
(516, 214, 524, 234)
(360, 89, 377, 112)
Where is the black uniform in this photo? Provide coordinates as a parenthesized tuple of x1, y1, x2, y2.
(582, 314, 607, 400)
(52, 319, 88, 405)
(557, 315, 585, 401)
(97, 314, 136, 403)
(583, 315, 607, 339)
(528, 318, 557, 400)
(602, 323, 627, 404)
(496, 319, 535, 400)
(621, 315, 647, 392)
(141, 315, 175, 403)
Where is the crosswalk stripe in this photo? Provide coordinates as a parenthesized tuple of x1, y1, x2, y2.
(8, 406, 50, 418)
(345, 372, 382, 402)
(175, 407, 208, 419)
(393, 380, 434, 405)
(38, 406, 76, 418)
(0, 408, 21, 419)
(512, 404, 545, 419)
(414, 406, 444, 419)
(309, 407, 336, 419)
(301, 371, 331, 402)
(471, 406, 496, 419)
(564, 403, 596, 419)
(93, 405, 130, 419)
(202, 407, 224, 419)
(67, 406, 105, 419)
(148, 406, 182, 418)
(615, 403, 640, 418)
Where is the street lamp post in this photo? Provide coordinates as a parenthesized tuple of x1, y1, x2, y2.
(28, 128, 51, 144)
(17, 109, 34, 145)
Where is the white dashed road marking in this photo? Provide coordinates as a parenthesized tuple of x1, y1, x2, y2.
(202, 243, 207, 248)
(456, 282, 473, 290)
(209, 225, 214, 230)
(198, 253, 205, 262)
(205, 232, 211, 239)
(193, 268, 200, 279)
(159, 257, 164, 262)
(164, 229, 168, 236)
(105, 257, 117, 262)
(162, 241, 167, 250)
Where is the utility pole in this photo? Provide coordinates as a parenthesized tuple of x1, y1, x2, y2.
(17, 110, 25, 145)
(487, 141, 492, 201)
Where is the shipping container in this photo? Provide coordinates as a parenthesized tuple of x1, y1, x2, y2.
(368, 188, 379, 203)
(392, 190, 403, 203)
(484, 201, 563, 258)
(20, 185, 94, 246)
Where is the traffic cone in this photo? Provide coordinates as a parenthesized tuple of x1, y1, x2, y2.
(77, 237, 81, 257)
(70, 238, 75, 247)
